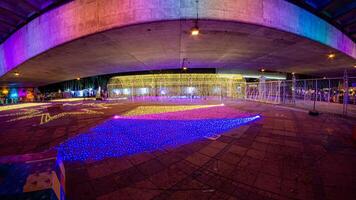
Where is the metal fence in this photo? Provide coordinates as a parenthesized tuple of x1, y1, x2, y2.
(245, 77, 356, 117)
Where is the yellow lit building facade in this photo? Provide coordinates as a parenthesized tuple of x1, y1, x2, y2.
(107, 74, 246, 99)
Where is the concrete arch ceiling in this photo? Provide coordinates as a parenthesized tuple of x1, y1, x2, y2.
(0, 0, 355, 87)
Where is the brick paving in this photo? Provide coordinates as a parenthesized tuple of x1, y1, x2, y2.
(0, 100, 355, 200)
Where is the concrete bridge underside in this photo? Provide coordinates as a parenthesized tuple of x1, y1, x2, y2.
(0, 0, 355, 86)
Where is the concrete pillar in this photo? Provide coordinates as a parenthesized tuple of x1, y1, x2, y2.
(292, 73, 296, 104)
(343, 69, 349, 115)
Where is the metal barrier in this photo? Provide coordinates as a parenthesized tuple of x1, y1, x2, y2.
(245, 76, 356, 117)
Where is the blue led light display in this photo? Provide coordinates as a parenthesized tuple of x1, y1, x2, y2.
(56, 115, 260, 161)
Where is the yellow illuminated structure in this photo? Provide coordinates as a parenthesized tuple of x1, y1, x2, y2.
(107, 74, 246, 99)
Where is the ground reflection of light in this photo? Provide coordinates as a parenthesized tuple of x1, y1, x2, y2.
(57, 106, 260, 161)
(123, 104, 221, 116)
(51, 98, 95, 102)
(121, 106, 250, 120)
(0, 103, 49, 111)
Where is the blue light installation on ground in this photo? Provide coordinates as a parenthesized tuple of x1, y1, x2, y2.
(56, 115, 260, 161)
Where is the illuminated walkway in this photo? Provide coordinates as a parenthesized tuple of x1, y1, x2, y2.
(0, 101, 355, 200)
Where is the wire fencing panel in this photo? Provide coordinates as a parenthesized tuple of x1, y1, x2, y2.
(292, 79, 344, 115)
(244, 77, 356, 117)
(245, 81, 281, 104)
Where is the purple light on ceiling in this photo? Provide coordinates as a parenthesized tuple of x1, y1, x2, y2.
(0, 0, 354, 77)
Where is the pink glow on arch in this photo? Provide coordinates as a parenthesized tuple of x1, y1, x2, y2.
(0, 0, 354, 77)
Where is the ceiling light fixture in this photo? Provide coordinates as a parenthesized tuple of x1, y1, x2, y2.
(14, 72, 20, 76)
(191, 0, 200, 36)
(327, 53, 336, 59)
(261, 68, 265, 72)
(191, 27, 200, 36)
(182, 58, 189, 71)
(76, 77, 80, 80)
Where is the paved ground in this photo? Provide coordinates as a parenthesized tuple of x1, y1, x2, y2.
(0, 100, 355, 200)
